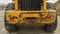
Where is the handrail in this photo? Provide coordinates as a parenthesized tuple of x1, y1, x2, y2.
(15, 0, 18, 10)
(43, 0, 46, 11)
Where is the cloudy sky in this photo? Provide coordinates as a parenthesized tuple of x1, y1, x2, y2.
(0, 0, 58, 4)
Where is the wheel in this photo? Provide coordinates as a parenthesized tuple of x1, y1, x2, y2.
(43, 17, 57, 32)
(5, 3, 18, 32)
(5, 22, 19, 32)
(43, 3, 57, 32)
(47, 3, 56, 10)
(5, 3, 14, 10)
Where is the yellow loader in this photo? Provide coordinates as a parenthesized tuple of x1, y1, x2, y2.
(5, 0, 57, 32)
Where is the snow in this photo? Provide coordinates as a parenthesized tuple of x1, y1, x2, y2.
(47, 0, 58, 3)
(0, 0, 12, 5)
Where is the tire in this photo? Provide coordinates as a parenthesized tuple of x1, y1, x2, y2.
(44, 17, 57, 32)
(5, 3, 18, 32)
(5, 22, 19, 32)
(47, 3, 56, 10)
(43, 3, 57, 32)
(6, 3, 14, 10)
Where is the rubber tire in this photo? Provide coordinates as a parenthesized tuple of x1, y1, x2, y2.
(6, 3, 14, 10)
(5, 23, 19, 32)
(47, 3, 56, 10)
(44, 18, 57, 32)
(43, 3, 57, 32)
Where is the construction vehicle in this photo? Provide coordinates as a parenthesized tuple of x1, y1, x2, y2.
(5, 0, 57, 32)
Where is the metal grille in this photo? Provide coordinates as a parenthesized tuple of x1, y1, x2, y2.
(18, 0, 43, 10)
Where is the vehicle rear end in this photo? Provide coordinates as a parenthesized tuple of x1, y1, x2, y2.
(5, 0, 57, 32)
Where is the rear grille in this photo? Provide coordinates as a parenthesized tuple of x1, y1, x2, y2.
(18, 0, 43, 10)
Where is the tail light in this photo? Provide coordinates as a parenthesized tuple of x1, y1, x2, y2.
(47, 17, 52, 21)
(10, 17, 15, 21)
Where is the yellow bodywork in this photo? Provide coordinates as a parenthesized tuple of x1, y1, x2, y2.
(5, 0, 56, 24)
(6, 10, 56, 24)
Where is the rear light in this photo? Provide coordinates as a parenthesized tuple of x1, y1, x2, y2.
(10, 17, 15, 21)
(47, 17, 52, 21)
